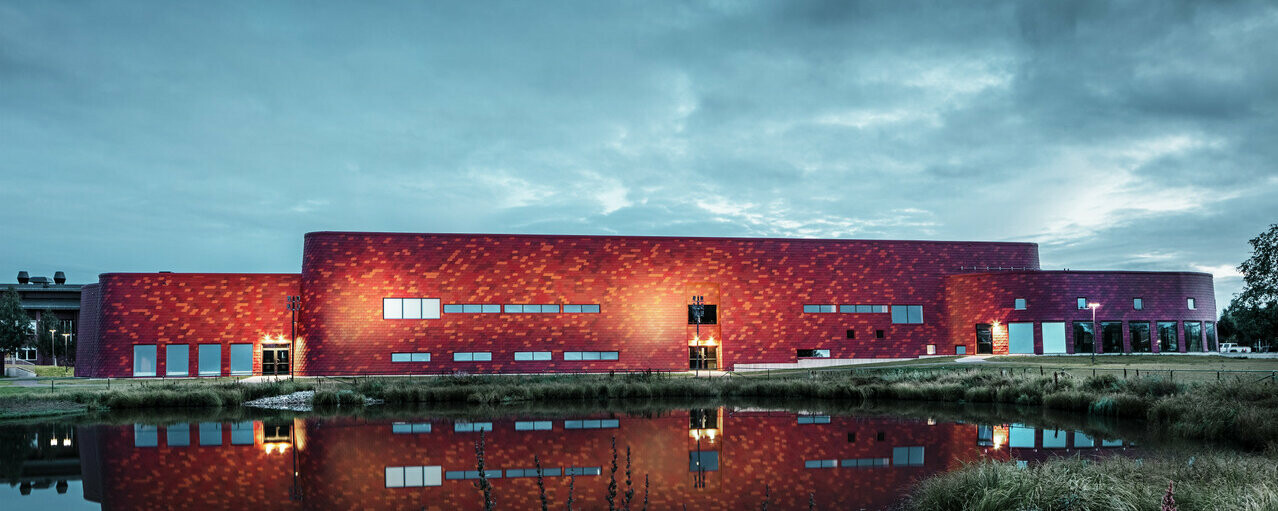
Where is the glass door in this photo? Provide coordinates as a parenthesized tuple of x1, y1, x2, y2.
(262, 347, 290, 375)
(975, 324, 993, 354)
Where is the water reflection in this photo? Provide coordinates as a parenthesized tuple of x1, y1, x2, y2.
(2, 407, 1139, 510)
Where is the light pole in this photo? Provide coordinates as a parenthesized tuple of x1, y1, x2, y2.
(1088, 303, 1100, 364)
(287, 295, 301, 381)
(62, 334, 71, 368)
(690, 295, 704, 378)
(49, 328, 58, 367)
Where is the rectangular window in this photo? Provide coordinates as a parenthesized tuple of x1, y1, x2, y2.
(386, 466, 442, 488)
(893, 446, 925, 466)
(453, 352, 492, 362)
(1042, 322, 1067, 354)
(926, 344, 936, 355)
(134, 424, 158, 447)
(165, 345, 188, 377)
(505, 304, 522, 313)
(404, 299, 423, 319)
(199, 422, 222, 446)
(891, 305, 924, 324)
(443, 304, 463, 313)
(1073, 322, 1095, 353)
(1184, 321, 1203, 352)
(875, 329, 885, 339)
(1014, 298, 1027, 310)
(1077, 297, 1088, 309)
(564, 419, 620, 429)
(841, 458, 889, 468)
(482, 304, 501, 313)
(445, 470, 503, 480)
(392, 422, 431, 434)
(384, 298, 402, 319)
(840, 304, 888, 313)
(133, 345, 157, 377)
(230, 421, 253, 445)
(541, 304, 559, 313)
(804, 459, 837, 469)
(563, 351, 618, 361)
(688, 304, 717, 324)
(462, 304, 482, 313)
(454, 422, 494, 432)
(796, 349, 830, 358)
(1129, 322, 1152, 353)
(229, 344, 253, 375)
(1187, 297, 1196, 310)
(803, 304, 836, 313)
(392, 353, 431, 362)
(1133, 298, 1143, 310)
(846, 329, 855, 339)
(166, 424, 190, 447)
(198, 344, 221, 376)
(796, 415, 831, 424)
(1101, 321, 1124, 353)
(689, 451, 719, 472)
(514, 351, 553, 361)
(384, 298, 440, 319)
(1205, 322, 1218, 351)
(514, 421, 553, 431)
(1157, 322, 1178, 352)
(564, 467, 601, 476)
(1008, 322, 1034, 354)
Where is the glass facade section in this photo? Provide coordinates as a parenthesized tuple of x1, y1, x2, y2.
(165, 344, 188, 377)
(1073, 322, 1095, 354)
(891, 305, 923, 324)
(1205, 322, 1218, 351)
(198, 344, 221, 376)
(229, 344, 253, 375)
(133, 345, 157, 377)
(1101, 321, 1124, 353)
(1008, 322, 1034, 354)
(1185, 322, 1203, 352)
(1129, 322, 1152, 353)
(1157, 322, 1178, 352)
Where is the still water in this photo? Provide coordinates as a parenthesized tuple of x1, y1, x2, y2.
(2, 402, 1145, 510)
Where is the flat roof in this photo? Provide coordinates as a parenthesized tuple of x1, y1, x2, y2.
(305, 230, 1039, 247)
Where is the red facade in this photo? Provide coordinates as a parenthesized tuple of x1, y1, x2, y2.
(76, 232, 1216, 377)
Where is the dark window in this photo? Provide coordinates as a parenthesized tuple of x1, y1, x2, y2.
(847, 432, 856, 443)
(1129, 322, 1152, 353)
(796, 349, 830, 358)
(846, 329, 855, 339)
(1205, 322, 1217, 351)
(1101, 321, 1123, 353)
(1184, 322, 1203, 352)
(690, 409, 718, 430)
(876, 431, 885, 442)
(1157, 322, 1178, 352)
(688, 304, 717, 325)
(1073, 322, 1095, 353)
(875, 329, 885, 339)
(689, 451, 719, 472)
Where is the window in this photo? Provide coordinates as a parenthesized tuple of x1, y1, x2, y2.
(165, 345, 188, 377)
(796, 349, 830, 358)
(505, 304, 522, 313)
(230, 421, 253, 445)
(803, 304, 836, 313)
(443, 304, 462, 313)
(689, 451, 719, 471)
(507, 468, 561, 478)
(385, 466, 442, 488)
(198, 344, 221, 376)
(1014, 298, 1027, 310)
(1187, 298, 1196, 310)
(563, 304, 601, 313)
(446, 470, 502, 480)
(229, 344, 253, 375)
(1008, 322, 1034, 354)
(688, 304, 717, 324)
(134, 424, 158, 447)
(840, 305, 889, 313)
(514, 351, 552, 361)
(891, 305, 923, 324)
(875, 330, 885, 339)
(1077, 297, 1088, 309)
(514, 421, 553, 431)
(1205, 322, 1218, 351)
(564, 351, 618, 361)
(955, 345, 967, 355)
(564, 419, 620, 429)
(133, 345, 157, 377)
(392, 353, 430, 362)
(1042, 322, 1067, 354)
(199, 422, 222, 446)
(383, 298, 441, 319)
(167, 424, 190, 447)
(564, 467, 601, 476)
(926, 344, 936, 355)
(876, 431, 885, 442)
(804, 459, 837, 469)
(1101, 321, 1124, 353)
(846, 329, 855, 339)
(1184, 321, 1203, 352)
(1133, 298, 1143, 310)
(796, 415, 831, 424)
(1129, 322, 1152, 353)
(893, 446, 925, 466)
(391, 422, 431, 434)
(1073, 322, 1095, 353)
(453, 352, 492, 362)
(842, 458, 889, 468)
(454, 422, 493, 432)
(1157, 322, 1178, 352)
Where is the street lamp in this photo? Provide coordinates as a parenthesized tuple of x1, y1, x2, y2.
(286, 295, 301, 381)
(690, 295, 705, 378)
(62, 334, 71, 368)
(1088, 303, 1100, 364)
(49, 328, 58, 367)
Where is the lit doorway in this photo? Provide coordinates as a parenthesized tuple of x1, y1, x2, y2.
(689, 347, 718, 370)
(975, 324, 994, 354)
(262, 346, 290, 376)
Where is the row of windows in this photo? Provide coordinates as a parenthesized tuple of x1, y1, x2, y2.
(384, 298, 601, 319)
(388, 351, 620, 362)
(439, 466, 601, 482)
(133, 422, 253, 447)
(132, 344, 255, 377)
(1068, 297, 1197, 311)
(391, 423, 431, 434)
(803, 447, 923, 469)
(386, 466, 444, 488)
(1005, 320, 1218, 354)
(564, 419, 619, 429)
(803, 304, 890, 314)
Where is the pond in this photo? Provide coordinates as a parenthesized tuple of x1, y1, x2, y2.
(1, 400, 1154, 510)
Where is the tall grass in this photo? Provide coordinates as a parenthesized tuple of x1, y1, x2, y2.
(907, 453, 1278, 511)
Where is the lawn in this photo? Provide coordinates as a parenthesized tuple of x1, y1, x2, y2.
(23, 365, 75, 377)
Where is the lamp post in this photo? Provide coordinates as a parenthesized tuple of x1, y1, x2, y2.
(1088, 303, 1100, 364)
(286, 295, 301, 381)
(49, 328, 57, 367)
(690, 295, 704, 378)
(62, 334, 71, 368)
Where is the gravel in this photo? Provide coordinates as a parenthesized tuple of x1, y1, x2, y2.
(244, 390, 315, 411)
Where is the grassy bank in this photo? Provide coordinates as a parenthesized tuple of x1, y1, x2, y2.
(906, 453, 1278, 511)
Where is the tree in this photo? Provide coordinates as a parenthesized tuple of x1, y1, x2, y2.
(35, 310, 61, 365)
(1223, 224, 1278, 349)
(0, 288, 33, 374)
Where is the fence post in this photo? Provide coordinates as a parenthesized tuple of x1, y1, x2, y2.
(1217, 371, 1221, 381)
(1040, 366, 1044, 376)
(1136, 369, 1140, 378)
(1123, 368, 1127, 379)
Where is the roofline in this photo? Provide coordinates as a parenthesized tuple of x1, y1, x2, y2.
(304, 230, 1040, 247)
(98, 272, 300, 278)
(950, 270, 1214, 278)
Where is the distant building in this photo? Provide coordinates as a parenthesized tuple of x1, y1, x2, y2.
(75, 232, 1217, 378)
(3, 271, 82, 364)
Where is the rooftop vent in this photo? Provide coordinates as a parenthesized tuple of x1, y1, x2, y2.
(17, 271, 29, 284)
(54, 271, 66, 285)
(28, 276, 51, 286)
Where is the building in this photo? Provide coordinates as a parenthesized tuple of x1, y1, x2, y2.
(75, 232, 1217, 378)
(3, 271, 82, 365)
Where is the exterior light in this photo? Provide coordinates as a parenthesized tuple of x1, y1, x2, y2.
(62, 438, 71, 447)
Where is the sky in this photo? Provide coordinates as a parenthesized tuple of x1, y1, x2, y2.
(2, 1, 1276, 311)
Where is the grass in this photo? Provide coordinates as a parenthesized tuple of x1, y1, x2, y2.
(23, 365, 75, 377)
(906, 453, 1278, 511)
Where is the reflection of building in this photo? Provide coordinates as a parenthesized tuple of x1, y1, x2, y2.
(1, 423, 82, 497)
(75, 233, 1216, 377)
(75, 410, 991, 510)
(3, 271, 82, 365)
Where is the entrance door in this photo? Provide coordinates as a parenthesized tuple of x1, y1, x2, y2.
(975, 324, 993, 354)
(689, 347, 718, 370)
(262, 347, 290, 375)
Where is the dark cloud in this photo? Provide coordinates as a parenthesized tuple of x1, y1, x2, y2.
(1, 0, 1274, 309)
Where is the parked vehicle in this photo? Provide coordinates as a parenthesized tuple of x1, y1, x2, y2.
(1219, 343, 1252, 353)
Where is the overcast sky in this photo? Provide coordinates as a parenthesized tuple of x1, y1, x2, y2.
(2, 1, 1275, 310)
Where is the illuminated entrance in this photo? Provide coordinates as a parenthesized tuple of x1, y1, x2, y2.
(262, 346, 290, 376)
(689, 347, 718, 370)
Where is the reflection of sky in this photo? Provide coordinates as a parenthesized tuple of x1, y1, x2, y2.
(1009, 424, 1036, 448)
(0, 481, 97, 511)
